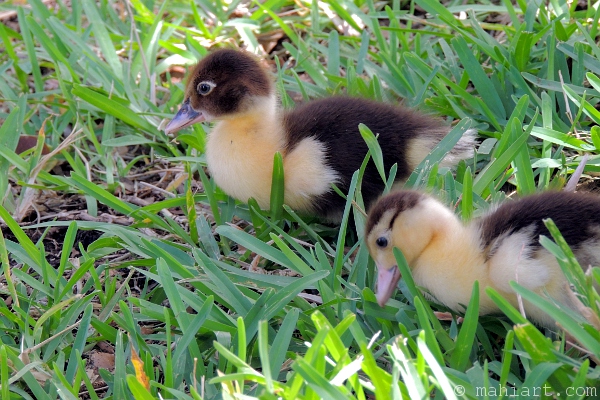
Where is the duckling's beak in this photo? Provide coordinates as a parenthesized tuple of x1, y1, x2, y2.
(164, 98, 205, 134)
(376, 264, 401, 306)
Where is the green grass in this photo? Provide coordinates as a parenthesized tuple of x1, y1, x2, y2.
(1, 0, 600, 398)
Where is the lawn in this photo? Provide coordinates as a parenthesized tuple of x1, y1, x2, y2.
(1, 0, 600, 399)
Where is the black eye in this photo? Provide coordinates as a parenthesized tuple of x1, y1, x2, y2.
(376, 237, 388, 248)
(197, 82, 213, 95)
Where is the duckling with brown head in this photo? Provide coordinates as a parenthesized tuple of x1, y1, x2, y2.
(166, 49, 476, 221)
(365, 190, 600, 328)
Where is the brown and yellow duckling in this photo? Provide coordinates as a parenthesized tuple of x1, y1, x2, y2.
(365, 190, 600, 328)
(165, 49, 476, 220)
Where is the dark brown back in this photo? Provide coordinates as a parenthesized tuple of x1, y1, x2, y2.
(480, 191, 600, 249)
(283, 97, 444, 215)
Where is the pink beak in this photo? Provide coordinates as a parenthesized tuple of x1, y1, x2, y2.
(376, 264, 401, 306)
(164, 98, 206, 134)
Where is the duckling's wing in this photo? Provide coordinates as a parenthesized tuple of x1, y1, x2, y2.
(282, 97, 448, 211)
(479, 191, 600, 292)
(484, 227, 556, 292)
(480, 192, 600, 259)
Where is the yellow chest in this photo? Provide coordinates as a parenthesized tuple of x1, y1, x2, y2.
(412, 233, 497, 312)
(206, 118, 283, 208)
(204, 111, 339, 214)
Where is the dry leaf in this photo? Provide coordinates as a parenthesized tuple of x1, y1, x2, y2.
(15, 135, 51, 155)
(89, 351, 115, 371)
(130, 347, 150, 391)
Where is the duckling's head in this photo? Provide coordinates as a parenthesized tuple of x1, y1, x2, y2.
(165, 49, 273, 134)
(365, 191, 454, 306)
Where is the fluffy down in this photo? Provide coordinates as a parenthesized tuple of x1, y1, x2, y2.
(365, 190, 600, 329)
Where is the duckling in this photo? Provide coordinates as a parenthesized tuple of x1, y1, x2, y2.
(165, 49, 476, 220)
(365, 190, 600, 328)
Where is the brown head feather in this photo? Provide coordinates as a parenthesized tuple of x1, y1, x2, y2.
(184, 49, 273, 117)
(365, 191, 425, 235)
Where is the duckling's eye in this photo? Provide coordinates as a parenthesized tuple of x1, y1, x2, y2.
(376, 237, 388, 248)
(197, 81, 214, 96)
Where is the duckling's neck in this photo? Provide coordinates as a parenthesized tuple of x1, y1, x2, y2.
(213, 95, 282, 141)
(206, 94, 284, 208)
(411, 214, 495, 312)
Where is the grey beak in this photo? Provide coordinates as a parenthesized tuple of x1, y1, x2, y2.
(164, 98, 205, 134)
